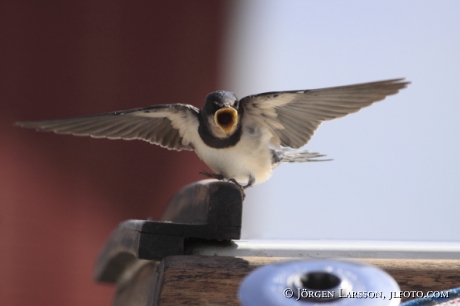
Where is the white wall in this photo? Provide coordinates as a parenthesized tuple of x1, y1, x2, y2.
(221, 0, 460, 241)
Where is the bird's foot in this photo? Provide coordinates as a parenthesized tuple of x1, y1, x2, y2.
(228, 179, 246, 200)
(199, 170, 249, 200)
(228, 178, 242, 188)
(227, 176, 255, 200)
(199, 170, 225, 180)
(242, 175, 255, 190)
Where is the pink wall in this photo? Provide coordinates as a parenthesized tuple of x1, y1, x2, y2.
(0, 2, 225, 305)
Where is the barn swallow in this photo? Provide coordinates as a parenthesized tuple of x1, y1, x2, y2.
(17, 79, 409, 190)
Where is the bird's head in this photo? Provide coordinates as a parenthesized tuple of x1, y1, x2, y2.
(202, 91, 241, 138)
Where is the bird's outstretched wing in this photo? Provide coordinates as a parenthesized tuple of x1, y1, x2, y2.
(16, 104, 200, 151)
(240, 78, 409, 148)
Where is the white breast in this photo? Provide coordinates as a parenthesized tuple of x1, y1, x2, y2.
(193, 125, 274, 185)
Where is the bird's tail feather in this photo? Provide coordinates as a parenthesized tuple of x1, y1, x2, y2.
(276, 148, 332, 164)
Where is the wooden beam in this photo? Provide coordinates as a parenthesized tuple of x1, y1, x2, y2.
(149, 256, 460, 306)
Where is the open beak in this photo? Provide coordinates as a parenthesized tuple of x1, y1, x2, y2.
(214, 107, 239, 135)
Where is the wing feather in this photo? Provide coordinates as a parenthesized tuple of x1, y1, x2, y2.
(16, 104, 200, 151)
(241, 79, 409, 148)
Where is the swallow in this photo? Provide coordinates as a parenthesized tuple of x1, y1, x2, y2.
(17, 79, 409, 190)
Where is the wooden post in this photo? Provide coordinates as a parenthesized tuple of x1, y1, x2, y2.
(95, 180, 460, 305)
(95, 180, 243, 284)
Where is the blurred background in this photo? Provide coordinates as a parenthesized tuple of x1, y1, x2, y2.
(1, 1, 459, 305)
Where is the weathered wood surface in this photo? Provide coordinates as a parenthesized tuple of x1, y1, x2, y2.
(362, 258, 460, 295)
(113, 261, 159, 306)
(150, 256, 460, 306)
(160, 179, 243, 225)
(154, 256, 273, 306)
(94, 180, 243, 283)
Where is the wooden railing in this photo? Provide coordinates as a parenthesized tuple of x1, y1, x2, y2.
(94, 180, 460, 306)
